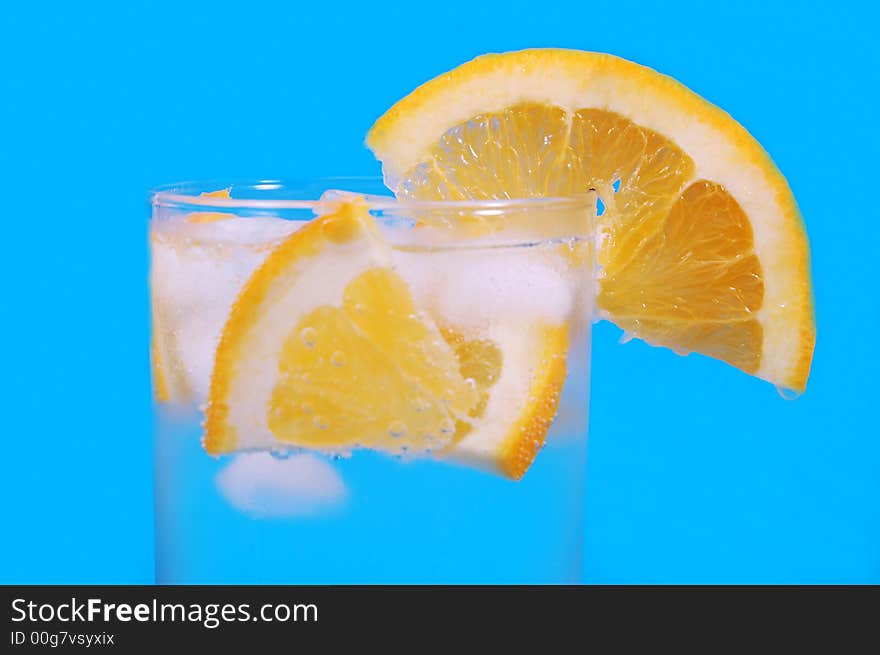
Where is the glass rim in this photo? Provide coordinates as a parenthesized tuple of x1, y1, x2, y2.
(150, 177, 597, 213)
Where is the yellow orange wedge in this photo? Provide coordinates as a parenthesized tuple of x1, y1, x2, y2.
(204, 200, 480, 456)
(202, 199, 579, 479)
(367, 48, 815, 392)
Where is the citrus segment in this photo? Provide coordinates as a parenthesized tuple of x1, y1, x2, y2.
(202, 199, 579, 480)
(443, 323, 570, 480)
(366, 48, 815, 391)
(392, 243, 581, 478)
(204, 201, 480, 457)
(599, 180, 764, 373)
(266, 268, 478, 453)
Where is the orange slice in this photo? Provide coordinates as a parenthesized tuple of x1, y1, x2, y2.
(367, 48, 815, 392)
(202, 200, 579, 479)
(204, 200, 480, 456)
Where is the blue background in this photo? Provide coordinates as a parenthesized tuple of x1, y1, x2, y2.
(2, 0, 877, 583)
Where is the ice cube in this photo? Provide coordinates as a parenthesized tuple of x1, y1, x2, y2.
(215, 452, 347, 519)
(150, 214, 301, 401)
(393, 244, 575, 331)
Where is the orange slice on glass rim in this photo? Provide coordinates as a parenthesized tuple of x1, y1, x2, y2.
(367, 48, 815, 393)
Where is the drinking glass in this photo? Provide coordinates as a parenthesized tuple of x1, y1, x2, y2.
(150, 178, 595, 583)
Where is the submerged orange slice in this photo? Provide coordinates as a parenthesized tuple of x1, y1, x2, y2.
(367, 48, 815, 392)
(204, 201, 480, 456)
(203, 200, 578, 478)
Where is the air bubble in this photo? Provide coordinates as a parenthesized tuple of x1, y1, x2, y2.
(439, 419, 455, 435)
(354, 303, 365, 314)
(313, 415, 329, 430)
(270, 447, 293, 460)
(465, 378, 477, 390)
(301, 401, 314, 415)
(413, 397, 429, 413)
(330, 350, 347, 367)
(776, 386, 801, 400)
(300, 326, 317, 348)
(388, 420, 407, 439)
